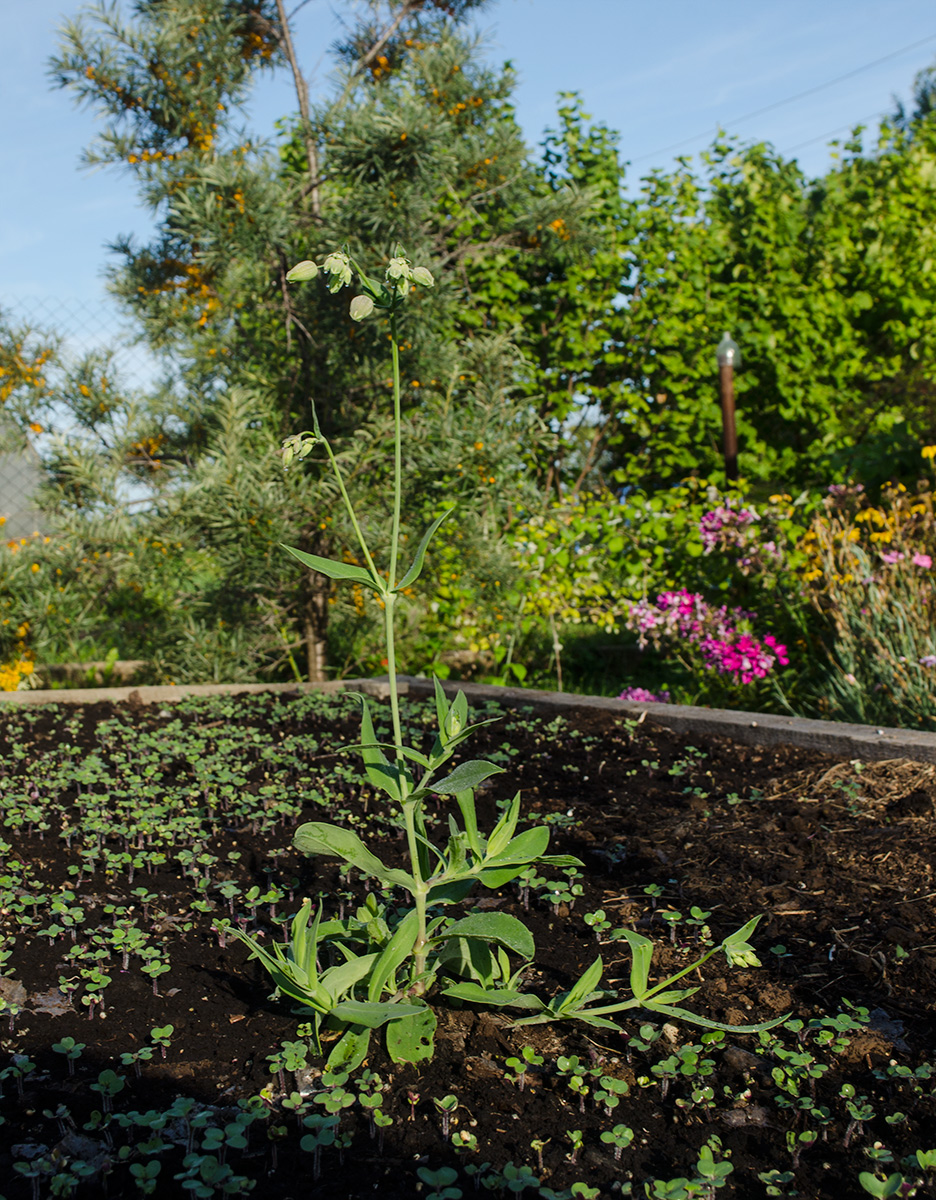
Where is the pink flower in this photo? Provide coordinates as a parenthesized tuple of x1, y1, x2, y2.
(880, 551, 905, 565)
(618, 686, 671, 703)
(912, 553, 932, 568)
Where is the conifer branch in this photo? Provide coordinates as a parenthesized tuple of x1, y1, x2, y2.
(353, 1, 425, 76)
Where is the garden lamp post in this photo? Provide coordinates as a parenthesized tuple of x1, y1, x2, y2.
(715, 332, 741, 481)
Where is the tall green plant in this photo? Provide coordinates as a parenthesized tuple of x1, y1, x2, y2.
(229, 248, 783, 1066)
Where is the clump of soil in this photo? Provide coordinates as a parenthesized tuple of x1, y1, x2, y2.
(0, 689, 934, 1199)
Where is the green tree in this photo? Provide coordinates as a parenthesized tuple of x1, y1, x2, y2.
(46, 0, 590, 682)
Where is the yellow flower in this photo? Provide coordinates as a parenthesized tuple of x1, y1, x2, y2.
(922, 445, 936, 460)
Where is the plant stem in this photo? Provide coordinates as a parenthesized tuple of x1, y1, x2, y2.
(322, 438, 381, 582)
(386, 313, 427, 982)
(386, 316, 405, 760)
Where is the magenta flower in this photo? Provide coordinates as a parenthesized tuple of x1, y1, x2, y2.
(879, 551, 905, 565)
(625, 590, 789, 685)
(912, 553, 932, 568)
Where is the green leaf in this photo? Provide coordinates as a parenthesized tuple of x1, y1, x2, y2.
(294, 822, 415, 891)
(442, 982, 544, 1010)
(485, 826, 550, 867)
(436, 913, 535, 960)
(433, 759, 505, 795)
(433, 675, 450, 732)
(426, 878, 476, 905)
(477, 863, 530, 888)
(561, 956, 605, 1011)
(386, 1004, 437, 1064)
(858, 1173, 904, 1198)
(367, 910, 420, 1001)
(453, 789, 483, 858)
(486, 792, 521, 858)
(342, 741, 431, 770)
(320, 953, 379, 1001)
(395, 509, 452, 591)
(329, 1000, 426, 1029)
(642, 1002, 789, 1033)
(617, 928, 653, 999)
(281, 544, 382, 591)
(325, 1027, 371, 1074)
(355, 694, 404, 801)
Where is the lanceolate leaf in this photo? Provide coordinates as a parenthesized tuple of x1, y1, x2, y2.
(561, 956, 606, 1011)
(433, 759, 505, 795)
(294, 821, 415, 891)
(395, 509, 452, 592)
(484, 826, 550, 867)
(329, 999, 426, 1028)
(442, 981, 544, 1010)
(353, 695, 405, 800)
(435, 912, 535, 960)
(616, 928, 653, 999)
(281, 543, 382, 591)
(638, 1002, 789, 1033)
(367, 910, 420, 1001)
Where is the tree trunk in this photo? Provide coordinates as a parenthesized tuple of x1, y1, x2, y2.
(300, 569, 330, 683)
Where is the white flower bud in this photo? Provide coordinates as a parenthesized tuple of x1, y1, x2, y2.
(386, 256, 410, 280)
(285, 260, 319, 282)
(323, 252, 353, 291)
(411, 266, 434, 287)
(349, 294, 375, 321)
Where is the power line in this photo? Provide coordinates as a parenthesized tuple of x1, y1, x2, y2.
(783, 110, 886, 154)
(630, 32, 936, 165)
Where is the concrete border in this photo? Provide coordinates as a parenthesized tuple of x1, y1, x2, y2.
(2, 673, 935, 764)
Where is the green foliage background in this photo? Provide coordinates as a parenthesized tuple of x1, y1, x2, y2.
(4, 0, 936, 722)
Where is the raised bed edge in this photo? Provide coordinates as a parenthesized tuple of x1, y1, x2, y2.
(2, 672, 935, 766)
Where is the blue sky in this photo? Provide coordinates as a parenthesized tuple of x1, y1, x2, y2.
(2, 0, 935, 317)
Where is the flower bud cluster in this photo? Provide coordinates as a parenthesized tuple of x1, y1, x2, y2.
(285, 248, 434, 322)
(281, 431, 320, 469)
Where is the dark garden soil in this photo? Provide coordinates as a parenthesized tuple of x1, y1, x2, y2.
(0, 688, 935, 1199)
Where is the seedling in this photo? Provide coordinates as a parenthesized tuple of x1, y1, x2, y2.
(51, 1036, 85, 1076)
(433, 1094, 459, 1139)
(600, 1124, 635, 1161)
(505, 1045, 544, 1092)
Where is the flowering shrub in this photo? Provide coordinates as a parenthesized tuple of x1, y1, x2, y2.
(625, 589, 789, 687)
(698, 500, 782, 574)
(789, 465, 936, 726)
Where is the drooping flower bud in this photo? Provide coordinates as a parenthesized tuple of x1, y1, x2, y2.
(386, 256, 411, 280)
(322, 251, 353, 291)
(411, 266, 434, 287)
(349, 294, 375, 321)
(285, 260, 319, 282)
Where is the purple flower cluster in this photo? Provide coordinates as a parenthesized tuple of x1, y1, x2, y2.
(618, 686, 671, 704)
(699, 504, 759, 553)
(698, 502, 780, 573)
(626, 589, 790, 685)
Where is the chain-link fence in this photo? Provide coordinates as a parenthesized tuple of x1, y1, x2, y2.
(0, 294, 161, 537)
